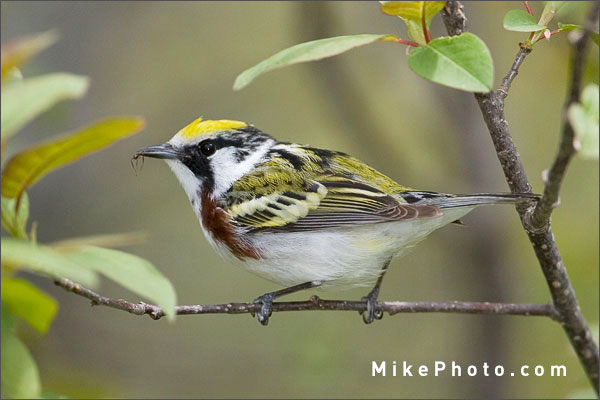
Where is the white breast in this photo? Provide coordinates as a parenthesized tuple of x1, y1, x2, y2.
(233, 207, 474, 290)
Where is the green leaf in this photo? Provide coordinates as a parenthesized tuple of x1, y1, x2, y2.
(557, 22, 581, 31)
(1, 193, 29, 239)
(569, 84, 599, 159)
(233, 34, 389, 90)
(1, 237, 99, 287)
(1, 73, 89, 139)
(1, 30, 58, 82)
(408, 32, 494, 92)
(503, 10, 547, 32)
(1, 117, 145, 204)
(380, 1, 447, 45)
(529, 2, 566, 43)
(405, 20, 429, 46)
(51, 231, 148, 251)
(1, 278, 58, 334)
(1, 303, 18, 334)
(557, 23, 599, 46)
(67, 246, 177, 322)
(540, 1, 565, 25)
(1, 330, 41, 399)
(580, 84, 597, 115)
(3, 67, 23, 88)
(380, 1, 447, 20)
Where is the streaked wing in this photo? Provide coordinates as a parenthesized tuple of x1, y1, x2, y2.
(222, 170, 441, 233)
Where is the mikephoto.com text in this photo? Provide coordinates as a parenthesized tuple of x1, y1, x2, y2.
(371, 361, 567, 378)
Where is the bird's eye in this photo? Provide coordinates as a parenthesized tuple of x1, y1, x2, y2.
(199, 141, 216, 156)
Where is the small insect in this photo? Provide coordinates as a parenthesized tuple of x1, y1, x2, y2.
(130, 153, 145, 175)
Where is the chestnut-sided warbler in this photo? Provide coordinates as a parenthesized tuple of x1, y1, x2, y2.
(134, 117, 537, 325)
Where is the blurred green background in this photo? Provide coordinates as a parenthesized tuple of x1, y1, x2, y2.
(1, 1, 598, 398)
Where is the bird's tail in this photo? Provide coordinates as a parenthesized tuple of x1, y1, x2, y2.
(432, 193, 539, 209)
(400, 191, 540, 209)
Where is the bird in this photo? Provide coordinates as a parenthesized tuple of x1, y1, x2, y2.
(133, 117, 538, 325)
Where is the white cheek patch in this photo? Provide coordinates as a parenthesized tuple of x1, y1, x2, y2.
(209, 139, 274, 198)
(165, 159, 203, 215)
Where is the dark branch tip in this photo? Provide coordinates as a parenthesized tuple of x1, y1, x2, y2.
(149, 311, 162, 320)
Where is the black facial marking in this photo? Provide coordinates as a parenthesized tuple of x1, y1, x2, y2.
(179, 140, 216, 190)
(181, 149, 215, 191)
(178, 126, 274, 192)
(233, 149, 250, 162)
(213, 128, 273, 153)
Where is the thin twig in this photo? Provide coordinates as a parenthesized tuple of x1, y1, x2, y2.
(531, 6, 600, 228)
(442, 1, 599, 393)
(533, 29, 562, 44)
(54, 278, 559, 321)
(498, 45, 532, 99)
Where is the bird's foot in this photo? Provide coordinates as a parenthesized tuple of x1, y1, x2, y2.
(360, 290, 383, 324)
(252, 293, 275, 326)
(250, 281, 323, 326)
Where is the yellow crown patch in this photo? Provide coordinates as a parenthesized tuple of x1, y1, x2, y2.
(176, 117, 247, 140)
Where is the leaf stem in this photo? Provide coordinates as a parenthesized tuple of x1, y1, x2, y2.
(523, 1, 533, 16)
(533, 29, 562, 44)
(421, 2, 432, 43)
(395, 38, 420, 47)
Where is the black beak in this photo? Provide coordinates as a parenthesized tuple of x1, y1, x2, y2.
(133, 143, 180, 160)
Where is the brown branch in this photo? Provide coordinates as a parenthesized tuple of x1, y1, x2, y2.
(442, 1, 599, 393)
(497, 45, 532, 99)
(531, 5, 600, 228)
(55, 278, 559, 321)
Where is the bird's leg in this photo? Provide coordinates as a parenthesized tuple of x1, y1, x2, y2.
(361, 260, 391, 324)
(252, 280, 322, 326)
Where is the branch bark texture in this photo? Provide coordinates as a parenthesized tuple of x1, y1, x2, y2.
(442, 1, 599, 392)
(55, 278, 558, 320)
